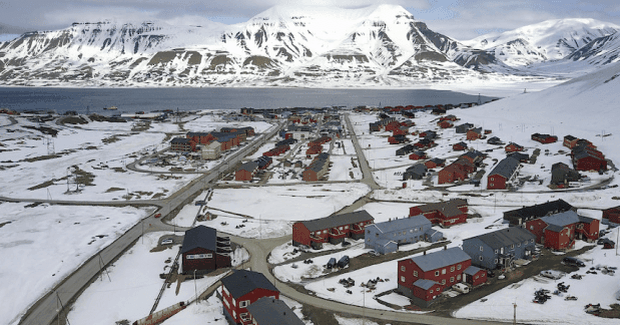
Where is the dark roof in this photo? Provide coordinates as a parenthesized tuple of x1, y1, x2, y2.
(171, 137, 191, 144)
(181, 225, 217, 254)
(239, 161, 259, 172)
(220, 270, 278, 299)
(407, 247, 471, 272)
(504, 199, 574, 224)
(411, 199, 467, 218)
(246, 298, 305, 325)
(489, 156, 520, 179)
(463, 265, 483, 276)
(466, 227, 535, 250)
(301, 210, 374, 232)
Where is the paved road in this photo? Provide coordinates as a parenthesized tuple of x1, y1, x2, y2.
(17, 121, 285, 325)
(232, 235, 510, 325)
(344, 113, 381, 190)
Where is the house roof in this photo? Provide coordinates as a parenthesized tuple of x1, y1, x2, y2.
(171, 137, 191, 144)
(220, 270, 278, 299)
(371, 215, 431, 234)
(489, 156, 520, 179)
(465, 227, 535, 250)
(408, 247, 471, 272)
(411, 199, 467, 218)
(464, 265, 483, 276)
(413, 279, 439, 290)
(301, 210, 374, 232)
(239, 161, 259, 172)
(246, 298, 305, 325)
(181, 225, 217, 254)
(406, 164, 428, 174)
(504, 199, 574, 221)
(541, 210, 581, 228)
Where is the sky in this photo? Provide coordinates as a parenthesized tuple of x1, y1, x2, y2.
(1, 0, 620, 41)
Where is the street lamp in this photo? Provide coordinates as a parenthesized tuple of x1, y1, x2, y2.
(194, 269, 198, 304)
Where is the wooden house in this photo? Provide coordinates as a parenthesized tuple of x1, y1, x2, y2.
(245, 298, 304, 325)
(365, 215, 442, 254)
(505, 142, 524, 153)
(236, 161, 259, 181)
(170, 137, 196, 152)
(408, 151, 427, 160)
(302, 153, 329, 181)
(462, 227, 536, 270)
(487, 156, 520, 190)
(221, 270, 279, 325)
(397, 247, 472, 306)
(425, 158, 445, 169)
(463, 266, 487, 287)
(602, 206, 620, 225)
(524, 211, 599, 250)
(181, 226, 231, 274)
(409, 199, 468, 227)
(438, 163, 468, 184)
(531, 133, 558, 144)
(503, 199, 575, 226)
(453, 142, 468, 151)
(466, 127, 483, 141)
(292, 210, 374, 249)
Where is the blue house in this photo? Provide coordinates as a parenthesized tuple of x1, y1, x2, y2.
(462, 227, 536, 270)
(365, 215, 443, 254)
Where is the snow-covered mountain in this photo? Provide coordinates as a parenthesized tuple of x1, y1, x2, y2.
(0, 5, 618, 87)
(0, 5, 543, 87)
(463, 18, 620, 67)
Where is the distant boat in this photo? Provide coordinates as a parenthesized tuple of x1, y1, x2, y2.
(103, 106, 118, 111)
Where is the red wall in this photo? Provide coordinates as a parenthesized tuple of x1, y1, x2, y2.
(182, 247, 215, 273)
(222, 286, 279, 324)
(398, 258, 471, 295)
(235, 169, 253, 181)
(487, 174, 507, 189)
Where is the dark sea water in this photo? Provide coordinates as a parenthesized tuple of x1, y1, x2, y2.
(0, 87, 496, 114)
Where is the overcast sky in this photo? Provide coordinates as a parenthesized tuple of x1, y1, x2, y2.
(1, 0, 620, 41)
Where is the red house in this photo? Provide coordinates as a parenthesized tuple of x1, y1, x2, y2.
(425, 158, 445, 169)
(463, 266, 487, 287)
(572, 146, 607, 172)
(438, 120, 453, 129)
(409, 151, 427, 160)
(603, 206, 620, 225)
(221, 270, 279, 325)
(531, 133, 558, 144)
(181, 226, 231, 274)
(235, 162, 259, 181)
(397, 247, 472, 306)
(487, 156, 520, 190)
(466, 127, 483, 141)
(438, 163, 468, 184)
(524, 211, 599, 250)
(452, 142, 468, 151)
(563, 135, 579, 149)
(292, 210, 374, 249)
(409, 199, 468, 227)
(505, 142, 524, 153)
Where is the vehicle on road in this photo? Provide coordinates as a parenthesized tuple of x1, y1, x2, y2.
(540, 270, 564, 279)
(155, 213, 162, 218)
(161, 238, 173, 245)
(562, 257, 586, 267)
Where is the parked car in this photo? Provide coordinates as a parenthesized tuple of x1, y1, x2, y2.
(326, 257, 337, 269)
(452, 283, 470, 294)
(562, 257, 586, 267)
(161, 238, 173, 245)
(540, 270, 564, 279)
(368, 250, 380, 257)
(337, 255, 350, 268)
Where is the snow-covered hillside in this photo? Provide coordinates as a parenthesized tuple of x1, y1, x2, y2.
(0, 5, 547, 88)
(464, 18, 619, 67)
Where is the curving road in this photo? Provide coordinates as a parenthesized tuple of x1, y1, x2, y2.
(16, 120, 285, 325)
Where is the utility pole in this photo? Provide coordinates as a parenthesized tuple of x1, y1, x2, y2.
(513, 302, 517, 325)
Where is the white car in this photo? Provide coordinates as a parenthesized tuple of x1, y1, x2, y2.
(540, 270, 563, 279)
(161, 238, 173, 245)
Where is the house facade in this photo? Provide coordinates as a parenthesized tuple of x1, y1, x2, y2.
(397, 247, 472, 306)
(487, 156, 520, 190)
(409, 199, 468, 227)
(365, 215, 443, 254)
(235, 161, 259, 181)
(292, 210, 374, 249)
(462, 227, 536, 270)
(181, 226, 231, 274)
(221, 270, 279, 325)
(524, 210, 599, 250)
(602, 206, 620, 226)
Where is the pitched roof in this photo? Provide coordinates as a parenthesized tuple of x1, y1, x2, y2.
(411, 199, 467, 218)
(408, 247, 471, 272)
(463, 265, 483, 276)
(239, 161, 259, 172)
(489, 156, 520, 179)
(413, 279, 439, 290)
(370, 215, 431, 234)
(301, 210, 374, 232)
(541, 210, 581, 228)
(246, 298, 305, 325)
(466, 227, 535, 250)
(504, 199, 574, 221)
(220, 270, 278, 299)
(181, 225, 217, 254)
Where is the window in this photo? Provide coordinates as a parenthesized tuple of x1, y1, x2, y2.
(442, 279, 446, 285)
(457, 264, 461, 270)
(450, 266, 455, 272)
(450, 277, 455, 283)
(401, 266, 406, 272)
(480, 246, 484, 252)
(442, 268, 446, 275)
(479, 256, 483, 261)
(530, 225, 534, 230)
(435, 271, 440, 276)
(186, 253, 212, 260)
(524, 240, 528, 245)
(511, 244, 515, 249)
(339, 226, 343, 230)
(239, 300, 250, 308)
(240, 313, 250, 321)
(345, 225, 349, 229)
(494, 259, 498, 264)
(494, 249, 498, 254)
(401, 276, 406, 283)
(324, 230, 328, 234)
(413, 271, 418, 277)
(457, 274, 461, 280)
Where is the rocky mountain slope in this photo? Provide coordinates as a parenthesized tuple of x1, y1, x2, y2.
(0, 5, 618, 87)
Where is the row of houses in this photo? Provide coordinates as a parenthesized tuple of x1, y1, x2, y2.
(170, 127, 255, 158)
(302, 152, 330, 181)
(235, 156, 273, 181)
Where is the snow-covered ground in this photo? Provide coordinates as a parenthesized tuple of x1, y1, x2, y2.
(0, 202, 152, 325)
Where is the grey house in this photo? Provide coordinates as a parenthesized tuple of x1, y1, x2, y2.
(455, 123, 474, 133)
(403, 164, 428, 181)
(462, 227, 536, 270)
(365, 215, 443, 254)
(246, 298, 304, 325)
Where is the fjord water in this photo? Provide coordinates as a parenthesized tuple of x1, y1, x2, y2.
(0, 87, 495, 114)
